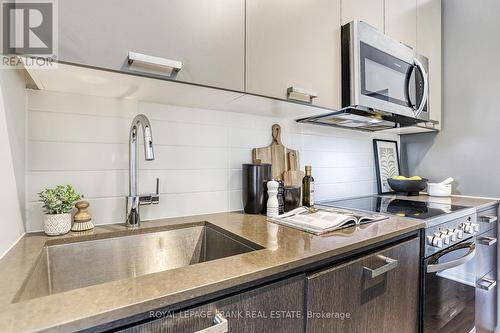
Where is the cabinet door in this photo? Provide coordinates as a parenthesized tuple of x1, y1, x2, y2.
(476, 228, 497, 280)
(306, 237, 420, 333)
(476, 270, 497, 333)
(59, 0, 245, 91)
(118, 275, 305, 333)
(417, 0, 442, 129)
(476, 227, 498, 332)
(246, 0, 341, 109)
(341, 0, 384, 32)
(385, 0, 417, 49)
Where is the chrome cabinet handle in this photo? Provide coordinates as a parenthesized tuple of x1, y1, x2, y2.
(128, 51, 182, 73)
(477, 277, 497, 291)
(478, 236, 497, 246)
(194, 313, 228, 333)
(363, 255, 398, 278)
(479, 215, 498, 223)
(286, 86, 318, 103)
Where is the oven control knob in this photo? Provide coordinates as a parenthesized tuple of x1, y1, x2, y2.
(437, 232, 451, 244)
(447, 229, 458, 242)
(472, 223, 480, 232)
(428, 235, 443, 248)
(454, 228, 464, 239)
(464, 224, 474, 234)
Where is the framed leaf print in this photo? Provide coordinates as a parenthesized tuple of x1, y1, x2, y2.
(373, 139, 400, 194)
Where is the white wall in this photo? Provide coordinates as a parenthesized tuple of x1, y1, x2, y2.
(0, 69, 26, 256)
(26, 90, 399, 232)
(401, 0, 500, 198)
(0, 69, 26, 218)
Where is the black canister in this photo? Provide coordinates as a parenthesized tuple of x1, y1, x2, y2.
(284, 187, 301, 212)
(242, 163, 272, 214)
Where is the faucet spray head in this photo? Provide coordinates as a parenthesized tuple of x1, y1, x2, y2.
(144, 125, 154, 161)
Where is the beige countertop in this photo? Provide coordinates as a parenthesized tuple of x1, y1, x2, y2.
(0, 211, 424, 333)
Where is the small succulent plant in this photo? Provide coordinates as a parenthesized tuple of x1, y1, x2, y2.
(39, 185, 82, 215)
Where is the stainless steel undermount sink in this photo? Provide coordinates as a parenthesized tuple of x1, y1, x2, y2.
(15, 224, 263, 302)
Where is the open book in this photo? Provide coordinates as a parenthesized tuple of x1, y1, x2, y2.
(270, 207, 388, 235)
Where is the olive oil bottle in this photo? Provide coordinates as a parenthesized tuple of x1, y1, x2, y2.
(302, 166, 315, 207)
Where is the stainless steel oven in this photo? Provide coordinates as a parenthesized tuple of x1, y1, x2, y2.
(423, 240, 477, 333)
(320, 196, 491, 332)
(342, 20, 429, 122)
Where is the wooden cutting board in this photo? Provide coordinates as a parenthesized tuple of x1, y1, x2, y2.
(283, 151, 304, 187)
(252, 124, 298, 180)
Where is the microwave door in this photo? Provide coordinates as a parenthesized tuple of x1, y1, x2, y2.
(358, 42, 416, 118)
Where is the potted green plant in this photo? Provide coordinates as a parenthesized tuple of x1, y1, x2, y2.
(39, 185, 82, 236)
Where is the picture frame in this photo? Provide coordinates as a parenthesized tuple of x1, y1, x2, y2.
(373, 139, 401, 194)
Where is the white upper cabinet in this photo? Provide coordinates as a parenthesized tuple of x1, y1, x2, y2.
(50, 0, 441, 130)
(341, 0, 384, 32)
(385, 0, 417, 49)
(58, 0, 245, 91)
(245, 0, 341, 109)
(417, 0, 442, 129)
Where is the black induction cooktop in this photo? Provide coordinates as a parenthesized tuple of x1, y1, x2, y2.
(320, 196, 468, 220)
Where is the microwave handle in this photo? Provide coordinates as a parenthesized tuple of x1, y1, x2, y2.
(413, 58, 429, 117)
(427, 243, 476, 273)
(406, 65, 416, 108)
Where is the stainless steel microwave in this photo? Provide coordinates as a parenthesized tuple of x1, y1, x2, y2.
(341, 20, 430, 122)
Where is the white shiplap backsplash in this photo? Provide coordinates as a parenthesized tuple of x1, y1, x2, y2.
(26, 90, 398, 232)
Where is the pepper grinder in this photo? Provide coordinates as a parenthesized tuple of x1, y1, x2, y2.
(71, 201, 94, 231)
(266, 180, 279, 218)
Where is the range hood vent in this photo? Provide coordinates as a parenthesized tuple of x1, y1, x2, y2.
(296, 106, 438, 132)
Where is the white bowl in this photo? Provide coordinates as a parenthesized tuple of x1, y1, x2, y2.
(427, 183, 452, 197)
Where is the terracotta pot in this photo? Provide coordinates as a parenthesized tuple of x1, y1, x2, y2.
(43, 213, 71, 236)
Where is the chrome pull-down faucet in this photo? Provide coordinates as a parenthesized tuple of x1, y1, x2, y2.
(126, 114, 159, 228)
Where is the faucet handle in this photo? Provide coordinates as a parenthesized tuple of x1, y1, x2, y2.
(138, 178, 160, 205)
(152, 178, 160, 204)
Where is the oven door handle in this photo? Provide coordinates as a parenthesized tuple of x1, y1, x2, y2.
(427, 243, 476, 273)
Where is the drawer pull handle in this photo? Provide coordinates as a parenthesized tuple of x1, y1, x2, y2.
(478, 236, 497, 246)
(287, 86, 318, 103)
(194, 313, 228, 333)
(477, 277, 497, 291)
(480, 215, 497, 223)
(128, 51, 182, 73)
(363, 255, 398, 278)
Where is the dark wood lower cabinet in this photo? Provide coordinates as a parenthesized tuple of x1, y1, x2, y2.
(112, 237, 421, 333)
(306, 237, 420, 333)
(117, 275, 305, 333)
